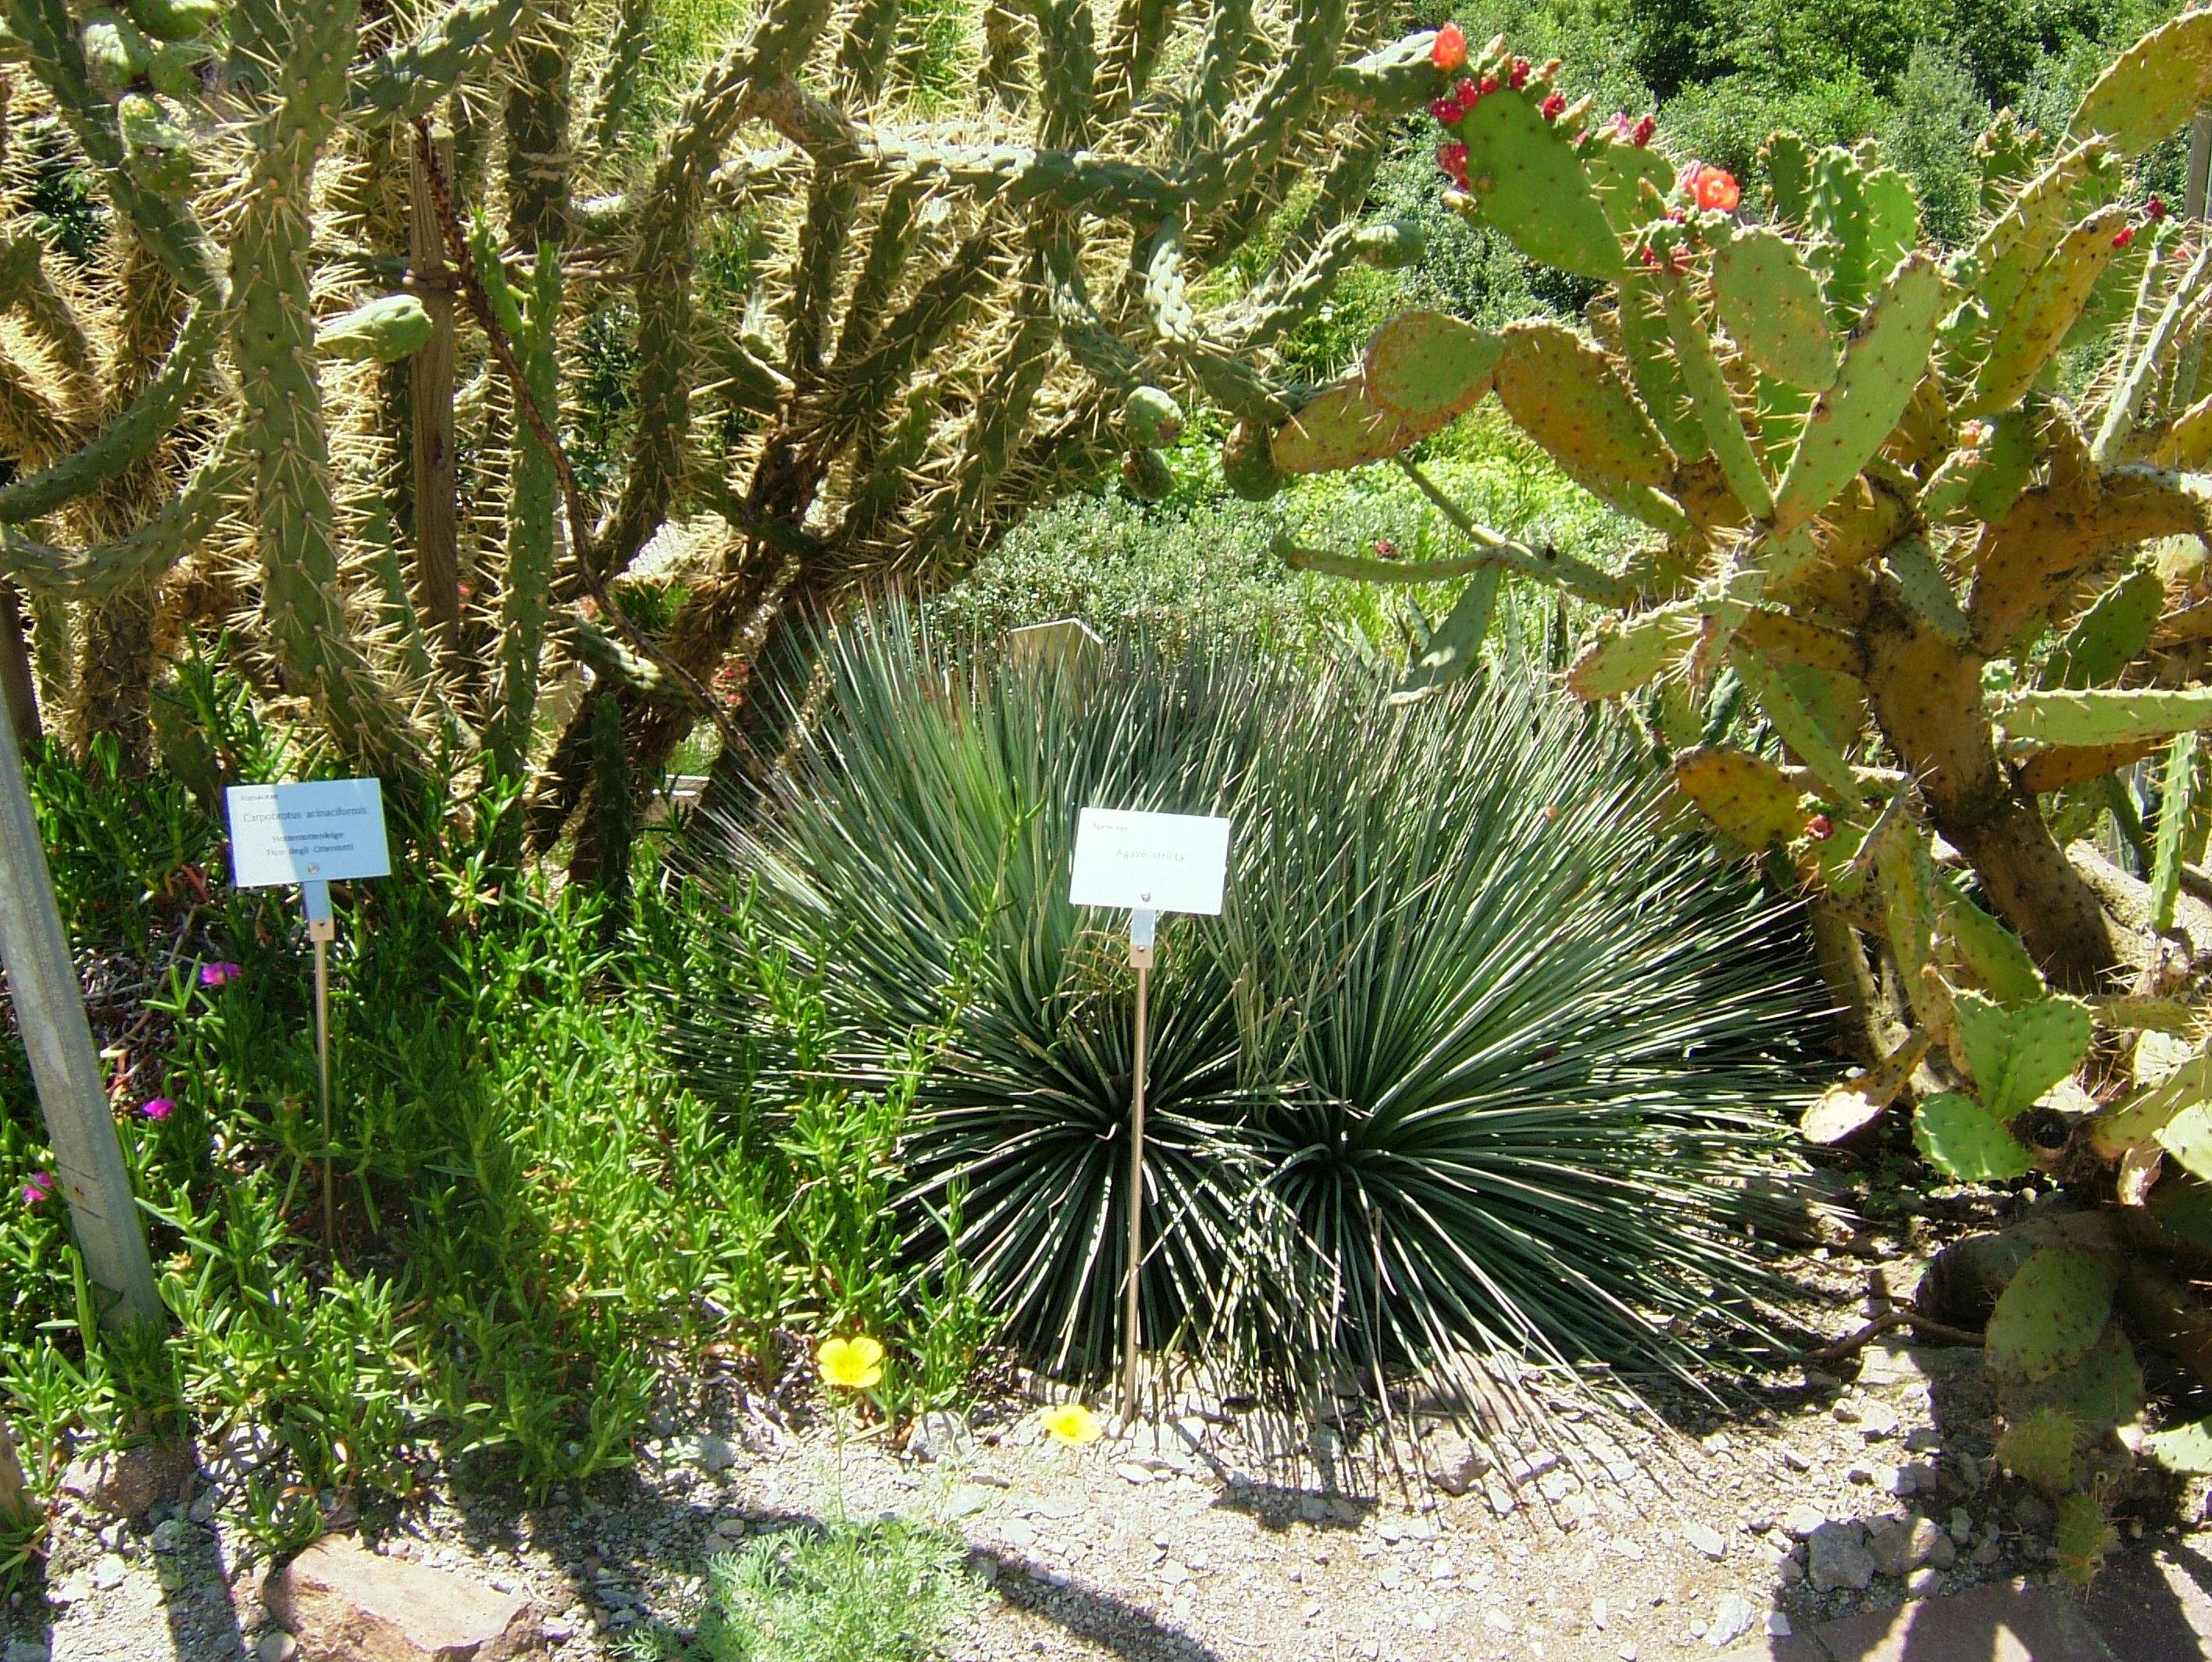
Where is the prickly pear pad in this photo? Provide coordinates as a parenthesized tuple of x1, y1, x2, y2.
(1710, 227, 1837, 393)
(2068, 6, 2212, 160)
(1361, 311, 1501, 420)
(1985, 1246, 2121, 1384)
(1669, 746, 1807, 851)
(1771, 252, 1943, 535)
(1493, 319, 1671, 487)
(1452, 85, 1624, 280)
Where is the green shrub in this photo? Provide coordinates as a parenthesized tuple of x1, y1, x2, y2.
(673, 611, 1819, 1431)
(932, 414, 1629, 658)
(633, 1519, 977, 1662)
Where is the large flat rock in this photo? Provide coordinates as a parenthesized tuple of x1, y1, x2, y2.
(263, 1536, 546, 1662)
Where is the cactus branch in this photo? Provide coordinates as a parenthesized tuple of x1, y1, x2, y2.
(409, 117, 741, 750)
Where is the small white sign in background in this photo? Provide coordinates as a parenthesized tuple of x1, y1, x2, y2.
(224, 779, 392, 889)
(1069, 808, 1232, 915)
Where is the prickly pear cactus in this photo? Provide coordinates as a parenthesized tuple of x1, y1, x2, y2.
(1253, 9, 2212, 1571)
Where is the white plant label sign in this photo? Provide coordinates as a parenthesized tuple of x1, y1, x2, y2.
(224, 779, 392, 889)
(1069, 808, 1232, 915)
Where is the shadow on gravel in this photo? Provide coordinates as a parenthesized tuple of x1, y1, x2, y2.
(426, 1460, 1233, 1662)
(1208, 1480, 1373, 1533)
(967, 1543, 1229, 1662)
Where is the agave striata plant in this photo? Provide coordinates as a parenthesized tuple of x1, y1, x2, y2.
(667, 606, 1823, 1446)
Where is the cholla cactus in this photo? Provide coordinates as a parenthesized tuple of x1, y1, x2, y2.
(0, 0, 1442, 854)
(1250, 10, 2212, 1570)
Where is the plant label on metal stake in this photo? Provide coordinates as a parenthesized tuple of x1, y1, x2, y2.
(223, 779, 391, 1247)
(1069, 808, 1232, 1422)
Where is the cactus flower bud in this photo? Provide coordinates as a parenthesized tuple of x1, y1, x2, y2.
(1479, 73, 1499, 95)
(1632, 114, 1655, 147)
(2146, 196, 2167, 221)
(1429, 95, 1459, 123)
(1508, 57, 1530, 89)
(1431, 21, 1467, 71)
(1805, 815, 1833, 841)
(2112, 225, 2135, 250)
(1539, 92, 1565, 120)
(1435, 142, 1469, 186)
(1122, 386, 1185, 447)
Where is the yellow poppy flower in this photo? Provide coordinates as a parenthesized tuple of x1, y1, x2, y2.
(817, 1334, 884, 1391)
(1038, 1403, 1102, 1446)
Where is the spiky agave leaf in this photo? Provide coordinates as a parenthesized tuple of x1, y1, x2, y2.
(672, 607, 1820, 1432)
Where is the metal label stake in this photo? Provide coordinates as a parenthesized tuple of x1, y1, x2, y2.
(1122, 903, 1156, 1418)
(224, 778, 389, 1251)
(1067, 805, 1233, 1427)
(302, 876, 335, 1248)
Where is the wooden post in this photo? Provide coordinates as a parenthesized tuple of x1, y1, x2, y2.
(407, 123, 462, 661)
(0, 698, 162, 1335)
(2189, 110, 2211, 223)
(0, 581, 37, 751)
(0, 1411, 37, 1533)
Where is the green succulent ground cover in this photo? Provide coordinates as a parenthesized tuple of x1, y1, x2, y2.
(0, 664, 996, 1560)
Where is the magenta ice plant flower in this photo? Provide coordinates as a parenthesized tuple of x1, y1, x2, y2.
(199, 961, 243, 988)
(141, 1097, 175, 1122)
(22, 1172, 53, 1205)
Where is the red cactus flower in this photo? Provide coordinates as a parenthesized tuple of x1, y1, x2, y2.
(1539, 92, 1565, 120)
(1431, 21, 1467, 71)
(1508, 57, 1530, 90)
(1632, 114, 1655, 148)
(2113, 225, 2135, 250)
(1805, 815, 1833, 842)
(1685, 162, 1740, 213)
(2146, 196, 2167, 222)
(1436, 142, 1469, 186)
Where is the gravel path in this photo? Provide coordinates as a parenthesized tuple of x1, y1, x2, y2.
(8, 1311, 2189, 1662)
